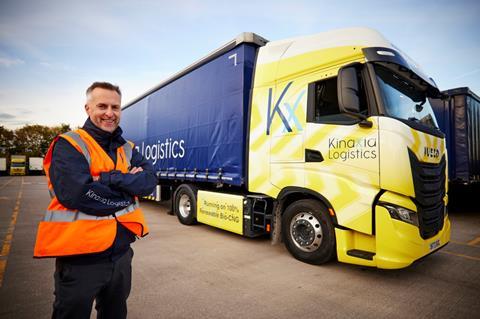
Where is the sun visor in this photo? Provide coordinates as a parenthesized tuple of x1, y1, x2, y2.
(363, 47, 438, 91)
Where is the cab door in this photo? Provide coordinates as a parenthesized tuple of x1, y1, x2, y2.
(304, 75, 380, 235)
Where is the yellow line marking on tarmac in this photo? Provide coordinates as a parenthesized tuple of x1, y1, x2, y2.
(467, 236, 480, 247)
(0, 178, 15, 191)
(0, 260, 6, 285)
(0, 177, 24, 287)
(440, 250, 480, 261)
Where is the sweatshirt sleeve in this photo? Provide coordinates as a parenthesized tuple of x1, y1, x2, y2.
(99, 148, 157, 196)
(50, 138, 134, 216)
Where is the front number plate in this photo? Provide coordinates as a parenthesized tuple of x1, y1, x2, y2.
(429, 239, 440, 251)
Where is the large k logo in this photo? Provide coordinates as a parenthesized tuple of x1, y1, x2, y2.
(266, 82, 304, 135)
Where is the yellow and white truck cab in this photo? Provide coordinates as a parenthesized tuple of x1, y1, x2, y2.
(249, 28, 449, 268)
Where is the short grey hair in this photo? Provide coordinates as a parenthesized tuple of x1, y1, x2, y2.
(86, 82, 121, 101)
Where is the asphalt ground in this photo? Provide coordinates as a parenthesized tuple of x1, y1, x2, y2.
(0, 176, 479, 319)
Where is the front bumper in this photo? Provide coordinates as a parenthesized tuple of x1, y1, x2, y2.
(336, 192, 451, 269)
(375, 205, 450, 269)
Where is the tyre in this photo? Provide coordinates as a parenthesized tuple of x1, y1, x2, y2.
(282, 199, 336, 265)
(174, 184, 197, 225)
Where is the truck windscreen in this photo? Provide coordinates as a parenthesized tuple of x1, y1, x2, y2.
(374, 64, 438, 130)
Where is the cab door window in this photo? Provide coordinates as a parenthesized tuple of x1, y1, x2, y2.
(307, 75, 368, 124)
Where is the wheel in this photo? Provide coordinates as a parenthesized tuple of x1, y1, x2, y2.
(282, 199, 336, 265)
(174, 185, 197, 225)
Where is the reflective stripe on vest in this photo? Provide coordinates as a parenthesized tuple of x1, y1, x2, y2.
(123, 142, 133, 168)
(63, 131, 133, 168)
(43, 202, 140, 222)
(63, 131, 91, 166)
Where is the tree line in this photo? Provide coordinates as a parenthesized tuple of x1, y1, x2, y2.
(0, 124, 71, 157)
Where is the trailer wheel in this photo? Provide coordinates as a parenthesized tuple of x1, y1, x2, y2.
(174, 185, 198, 225)
(282, 199, 336, 265)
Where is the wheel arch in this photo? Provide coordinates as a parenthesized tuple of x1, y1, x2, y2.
(277, 187, 338, 225)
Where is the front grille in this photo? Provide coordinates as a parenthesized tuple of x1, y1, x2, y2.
(408, 149, 446, 239)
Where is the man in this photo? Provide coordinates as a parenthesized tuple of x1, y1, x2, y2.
(34, 82, 157, 319)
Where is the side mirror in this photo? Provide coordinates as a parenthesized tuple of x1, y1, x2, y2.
(337, 64, 372, 128)
(337, 65, 361, 114)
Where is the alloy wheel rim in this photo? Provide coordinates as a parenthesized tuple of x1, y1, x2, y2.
(290, 212, 323, 252)
(178, 194, 191, 218)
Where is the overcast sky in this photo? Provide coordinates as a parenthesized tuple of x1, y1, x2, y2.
(0, 0, 479, 129)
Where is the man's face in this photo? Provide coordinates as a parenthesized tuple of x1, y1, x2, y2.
(85, 88, 121, 133)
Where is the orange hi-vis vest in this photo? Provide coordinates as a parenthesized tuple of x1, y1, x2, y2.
(34, 128, 149, 258)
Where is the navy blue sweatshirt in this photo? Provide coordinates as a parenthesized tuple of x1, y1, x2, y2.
(50, 118, 157, 263)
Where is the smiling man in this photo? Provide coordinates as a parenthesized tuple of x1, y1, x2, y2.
(85, 84, 121, 133)
(34, 82, 157, 319)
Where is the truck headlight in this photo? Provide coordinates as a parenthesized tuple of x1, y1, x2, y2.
(379, 202, 418, 226)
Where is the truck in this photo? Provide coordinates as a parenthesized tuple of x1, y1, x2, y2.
(430, 87, 480, 185)
(122, 28, 450, 269)
(28, 157, 44, 175)
(10, 155, 26, 176)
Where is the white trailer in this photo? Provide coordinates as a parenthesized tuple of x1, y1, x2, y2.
(29, 157, 44, 175)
